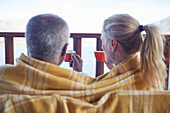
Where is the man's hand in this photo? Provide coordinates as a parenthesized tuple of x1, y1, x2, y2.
(105, 61, 115, 70)
(69, 54, 83, 72)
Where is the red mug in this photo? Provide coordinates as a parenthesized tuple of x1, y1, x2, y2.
(64, 50, 76, 62)
(94, 51, 105, 62)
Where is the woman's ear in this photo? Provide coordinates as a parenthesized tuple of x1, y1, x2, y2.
(111, 39, 117, 52)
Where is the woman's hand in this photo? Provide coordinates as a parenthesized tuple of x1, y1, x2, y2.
(69, 54, 83, 72)
(105, 61, 115, 70)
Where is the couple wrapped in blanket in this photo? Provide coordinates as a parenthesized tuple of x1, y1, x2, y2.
(0, 14, 169, 113)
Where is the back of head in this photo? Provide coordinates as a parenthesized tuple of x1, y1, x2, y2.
(103, 14, 143, 55)
(26, 14, 69, 64)
(103, 14, 167, 90)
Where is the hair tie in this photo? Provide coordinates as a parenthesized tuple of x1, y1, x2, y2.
(139, 25, 144, 32)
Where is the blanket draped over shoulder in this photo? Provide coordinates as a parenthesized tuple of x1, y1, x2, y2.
(0, 53, 170, 113)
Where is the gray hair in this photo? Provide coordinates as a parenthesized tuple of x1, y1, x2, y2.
(26, 14, 69, 64)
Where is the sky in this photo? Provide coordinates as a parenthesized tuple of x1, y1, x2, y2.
(0, 0, 170, 33)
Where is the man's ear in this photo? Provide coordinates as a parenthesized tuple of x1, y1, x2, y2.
(61, 43, 68, 57)
(111, 39, 117, 52)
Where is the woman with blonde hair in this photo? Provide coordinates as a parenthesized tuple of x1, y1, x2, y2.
(101, 14, 167, 90)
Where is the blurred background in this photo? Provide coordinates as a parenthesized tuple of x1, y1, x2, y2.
(0, 0, 170, 77)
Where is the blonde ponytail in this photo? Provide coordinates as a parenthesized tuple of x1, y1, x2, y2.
(103, 14, 167, 90)
(140, 25, 167, 90)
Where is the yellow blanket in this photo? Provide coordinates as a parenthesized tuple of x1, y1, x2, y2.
(0, 53, 169, 113)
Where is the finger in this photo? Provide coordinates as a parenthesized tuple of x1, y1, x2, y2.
(104, 61, 109, 64)
(70, 58, 73, 62)
(76, 55, 83, 63)
(69, 58, 73, 66)
(69, 63, 73, 67)
(69, 60, 73, 67)
(71, 54, 79, 63)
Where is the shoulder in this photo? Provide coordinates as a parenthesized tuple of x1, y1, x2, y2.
(0, 64, 14, 77)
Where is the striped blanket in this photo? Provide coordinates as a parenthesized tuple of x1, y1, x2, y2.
(0, 53, 169, 113)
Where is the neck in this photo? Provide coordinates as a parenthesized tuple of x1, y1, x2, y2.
(115, 51, 129, 65)
(29, 54, 59, 66)
(112, 44, 129, 65)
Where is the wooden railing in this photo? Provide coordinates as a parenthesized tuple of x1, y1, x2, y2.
(0, 32, 170, 87)
(0, 32, 104, 77)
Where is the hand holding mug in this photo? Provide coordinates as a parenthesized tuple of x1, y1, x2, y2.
(70, 54, 83, 72)
(64, 50, 76, 62)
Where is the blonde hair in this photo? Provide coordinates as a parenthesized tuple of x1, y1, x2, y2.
(103, 14, 167, 90)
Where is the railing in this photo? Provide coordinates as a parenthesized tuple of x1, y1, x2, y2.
(0, 32, 104, 77)
(0, 32, 170, 89)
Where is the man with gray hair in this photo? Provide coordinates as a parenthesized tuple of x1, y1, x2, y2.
(26, 14, 69, 65)
(0, 14, 87, 112)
